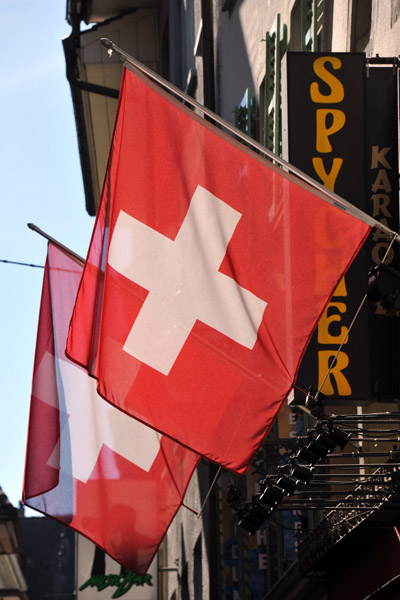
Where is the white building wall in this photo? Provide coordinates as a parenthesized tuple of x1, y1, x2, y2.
(218, 0, 294, 122)
(331, 0, 352, 51)
(331, 0, 400, 55)
(368, 0, 400, 56)
(163, 463, 211, 600)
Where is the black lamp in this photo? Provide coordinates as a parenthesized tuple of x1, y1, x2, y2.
(315, 429, 337, 453)
(237, 503, 261, 535)
(226, 484, 242, 510)
(307, 438, 330, 460)
(304, 387, 326, 418)
(237, 497, 272, 534)
(252, 494, 274, 516)
(276, 474, 297, 496)
(296, 444, 321, 465)
(290, 460, 314, 483)
(260, 483, 285, 506)
(367, 263, 400, 311)
(328, 425, 351, 450)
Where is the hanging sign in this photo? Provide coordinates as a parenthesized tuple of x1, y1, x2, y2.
(283, 52, 371, 403)
(76, 535, 158, 600)
(365, 63, 400, 400)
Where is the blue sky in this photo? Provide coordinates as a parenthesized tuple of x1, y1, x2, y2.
(1, 1, 94, 510)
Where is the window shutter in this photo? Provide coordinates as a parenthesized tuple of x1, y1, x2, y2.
(234, 87, 257, 140)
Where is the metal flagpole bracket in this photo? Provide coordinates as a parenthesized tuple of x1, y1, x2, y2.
(100, 37, 400, 245)
(27, 223, 85, 264)
(101, 37, 114, 57)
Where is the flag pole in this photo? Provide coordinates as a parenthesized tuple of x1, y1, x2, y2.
(196, 466, 222, 519)
(27, 223, 85, 264)
(101, 37, 400, 244)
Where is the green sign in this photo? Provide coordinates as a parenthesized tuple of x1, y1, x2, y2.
(79, 571, 153, 599)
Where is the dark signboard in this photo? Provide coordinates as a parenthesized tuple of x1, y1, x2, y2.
(283, 52, 371, 403)
(283, 52, 400, 404)
(365, 64, 400, 400)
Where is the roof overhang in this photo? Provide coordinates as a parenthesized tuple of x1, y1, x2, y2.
(64, 6, 160, 215)
(67, 0, 160, 25)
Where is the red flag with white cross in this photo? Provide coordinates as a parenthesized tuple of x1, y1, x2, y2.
(23, 243, 199, 575)
(66, 67, 370, 474)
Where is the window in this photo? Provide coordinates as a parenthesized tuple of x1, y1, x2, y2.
(194, 535, 202, 600)
(234, 88, 257, 139)
(290, 0, 333, 52)
(351, 0, 372, 52)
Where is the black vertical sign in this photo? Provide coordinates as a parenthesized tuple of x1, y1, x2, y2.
(283, 52, 371, 404)
(365, 64, 400, 400)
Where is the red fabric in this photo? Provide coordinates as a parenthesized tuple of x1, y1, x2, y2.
(67, 67, 371, 474)
(23, 243, 199, 575)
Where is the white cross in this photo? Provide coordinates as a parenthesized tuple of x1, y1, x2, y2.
(35, 352, 161, 483)
(108, 185, 267, 375)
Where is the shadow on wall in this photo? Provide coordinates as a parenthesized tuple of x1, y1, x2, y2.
(218, 2, 258, 123)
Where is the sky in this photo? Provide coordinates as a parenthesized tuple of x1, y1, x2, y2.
(1, 1, 95, 511)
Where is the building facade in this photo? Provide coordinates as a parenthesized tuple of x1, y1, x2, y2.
(63, 1, 400, 598)
(0, 489, 27, 600)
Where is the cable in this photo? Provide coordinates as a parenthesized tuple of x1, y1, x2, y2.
(269, 509, 372, 532)
(0, 259, 44, 268)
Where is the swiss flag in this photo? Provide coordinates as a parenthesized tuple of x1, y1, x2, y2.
(23, 243, 199, 574)
(67, 66, 370, 474)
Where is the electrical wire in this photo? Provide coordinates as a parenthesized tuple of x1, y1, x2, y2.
(0, 259, 44, 268)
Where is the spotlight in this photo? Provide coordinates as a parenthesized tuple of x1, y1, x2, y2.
(315, 430, 337, 453)
(328, 425, 351, 450)
(290, 460, 314, 483)
(237, 497, 272, 534)
(276, 475, 297, 496)
(389, 446, 400, 463)
(296, 445, 320, 465)
(237, 503, 261, 535)
(260, 483, 285, 506)
(304, 387, 326, 418)
(307, 438, 330, 460)
(252, 494, 274, 518)
(367, 263, 400, 310)
(226, 484, 242, 509)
